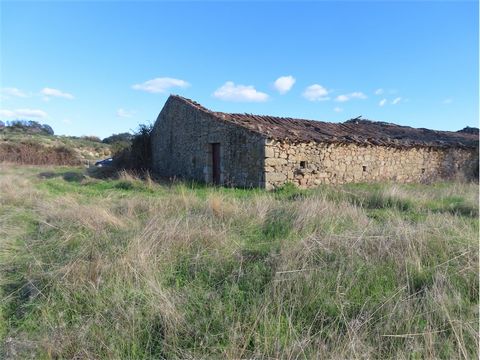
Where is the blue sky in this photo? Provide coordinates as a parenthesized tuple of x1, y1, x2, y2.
(1, 1, 478, 138)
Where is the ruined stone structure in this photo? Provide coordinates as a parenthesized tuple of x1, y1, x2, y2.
(151, 95, 478, 189)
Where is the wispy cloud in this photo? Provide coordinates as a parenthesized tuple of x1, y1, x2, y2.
(334, 107, 343, 113)
(0, 110, 15, 118)
(213, 81, 269, 102)
(374, 88, 384, 95)
(379, 99, 387, 107)
(335, 92, 367, 102)
(116, 108, 134, 118)
(392, 97, 402, 105)
(17, 109, 48, 118)
(443, 98, 453, 104)
(0, 108, 48, 119)
(41, 87, 74, 100)
(132, 77, 190, 93)
(273, 75, 296, 94)
(302, 84, 330, 101)
(1, 87, 28, 98)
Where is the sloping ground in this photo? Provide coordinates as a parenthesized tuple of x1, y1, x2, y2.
(0, 129, 111, 165)
(1, 165, 478, 359)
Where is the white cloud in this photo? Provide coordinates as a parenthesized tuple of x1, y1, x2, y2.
(1, 87, 28, 98)
(392, 97, 402, 105)
(335, 94, 349, 102)
(41, 87, 74, 100)
(117, 108, 134, 118)
(213, 81, 269, 102)
(0, 108, 48, 119)
(335, 92, 367, 102)
(273, 75, 296, 94)
(348, 92, 367, 99)
(334, 107, 343, 113)
(15, 109, 48, 118)
(132, 77, 190, 93)
(443, 98, 453, 104)
(302, 84, 330, 101)
(374, 88, 384, 95)
(62, 119, 72, 124)
(379, 99, 387, 107)
(0, 110, 16, 117)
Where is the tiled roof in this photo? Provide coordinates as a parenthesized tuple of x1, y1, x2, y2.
(171, 95, 478, 149)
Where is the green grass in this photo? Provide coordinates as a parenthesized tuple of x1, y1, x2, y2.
(0, 165, 478, 359)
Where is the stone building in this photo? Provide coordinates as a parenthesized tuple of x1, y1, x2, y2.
(151, 95, 478, 189)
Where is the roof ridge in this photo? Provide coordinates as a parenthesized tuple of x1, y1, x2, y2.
(170, 94, 214, 115)
(167, 95, 478, 149)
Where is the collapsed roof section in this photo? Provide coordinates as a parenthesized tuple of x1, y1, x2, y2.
(170, 95, 478, 149)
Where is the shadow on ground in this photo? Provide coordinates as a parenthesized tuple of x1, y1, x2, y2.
(38, 171, 86, 183)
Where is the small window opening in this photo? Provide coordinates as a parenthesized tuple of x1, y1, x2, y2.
(421, 168, 425, 174)
(300, 161, 306, 169)
(362, 165, 367, 172)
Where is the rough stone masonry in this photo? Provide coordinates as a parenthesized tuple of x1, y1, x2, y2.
(151, 95, 479, 189)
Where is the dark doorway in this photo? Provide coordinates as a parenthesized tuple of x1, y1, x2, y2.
(211, 143, 221, 185)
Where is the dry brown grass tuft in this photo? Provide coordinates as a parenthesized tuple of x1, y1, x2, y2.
(1, 166, 478, 359)
(37, 195, 128, 232)
(0, 174, 40, 207)
(293, 194, 370, 234)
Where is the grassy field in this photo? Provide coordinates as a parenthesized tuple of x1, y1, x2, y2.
(1, 165, 478, 359)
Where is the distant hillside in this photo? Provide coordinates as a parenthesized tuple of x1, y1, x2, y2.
(457, 126, 480, 135)
(0, 127, 111, 165)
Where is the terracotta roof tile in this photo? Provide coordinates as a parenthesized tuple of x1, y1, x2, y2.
(171, 95, 478, 149)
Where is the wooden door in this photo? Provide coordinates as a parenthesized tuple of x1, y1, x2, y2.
(211, 143, 221, 185)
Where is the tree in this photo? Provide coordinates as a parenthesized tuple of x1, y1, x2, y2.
(41, 124, 54, 135)
(102, 132, 133, 144)
(4, 120, 54, 135)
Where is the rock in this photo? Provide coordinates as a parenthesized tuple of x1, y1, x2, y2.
(266, 172, 287, 182)
(265, 146, 275, 158)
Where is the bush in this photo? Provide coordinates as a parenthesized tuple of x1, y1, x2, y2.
(102, 133, 133, 159)
(0, 142, 81, 165)
(102, 132, 133, 144)
(110, 141, 131, 156)
(81, 135, 102, 143)
(113, 124, 152, 171)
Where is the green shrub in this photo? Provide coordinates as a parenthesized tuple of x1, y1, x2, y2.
(113, 124, 153, 171)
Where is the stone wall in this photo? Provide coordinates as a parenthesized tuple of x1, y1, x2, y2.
(150, 96, 477, 189)
(151, 97, 265, 187)
(264, 140, 478, 189)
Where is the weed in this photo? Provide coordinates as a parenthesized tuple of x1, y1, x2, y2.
(0, 165, 478, 359)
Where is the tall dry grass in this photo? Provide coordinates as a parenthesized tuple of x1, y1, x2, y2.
(0, 166, 478, 359)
